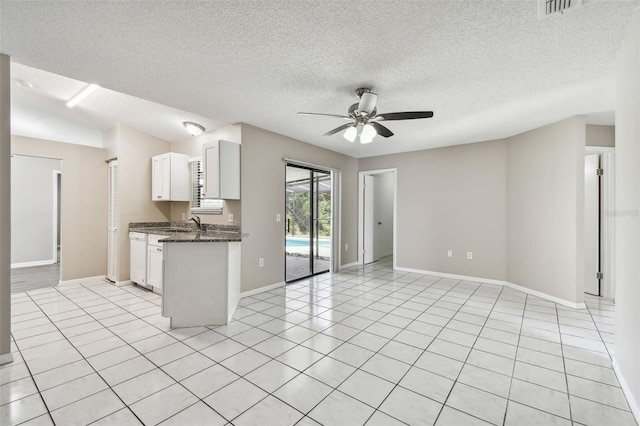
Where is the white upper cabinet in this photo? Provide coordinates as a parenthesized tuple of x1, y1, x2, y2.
(203, 140, 240, 200)
(151, 152, 189, 201)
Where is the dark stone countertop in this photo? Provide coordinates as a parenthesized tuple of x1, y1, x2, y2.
(129, 222, 245, 243)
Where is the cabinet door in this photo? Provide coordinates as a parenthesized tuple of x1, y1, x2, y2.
(152, 156, 163, 200)
(130, 238, 147, 284)
(147, 244, 164, 289)
(160, 154, 171, 200)
(203, 142, 220, 199)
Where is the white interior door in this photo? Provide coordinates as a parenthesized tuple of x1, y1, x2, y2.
(584, 154, 600, 296)
(107, 161, 119, 282)
(363, 175, 375, 264)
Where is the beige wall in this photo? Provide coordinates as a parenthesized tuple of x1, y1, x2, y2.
(240, 124, 358, 292)
(614, 8, 640, 413)
(109, 124, 173, 282)
(12, 135, 108, 281)
(586, 124, 615, 147)
(359, 140, 508, 280)
(169, 124, 242, 225)
(506, 117, 585, 303)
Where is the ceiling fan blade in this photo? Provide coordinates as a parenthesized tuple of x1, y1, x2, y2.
(358, 92, 377, 115)
(370, 122, 394, 138)
(323, 122, 355, 136)
(375, 111, 434, 121)
(298, 112, 351, 120)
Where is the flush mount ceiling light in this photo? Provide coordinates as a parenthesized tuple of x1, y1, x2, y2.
(66, 83, 100, 108)
(183, 121, 205, 136)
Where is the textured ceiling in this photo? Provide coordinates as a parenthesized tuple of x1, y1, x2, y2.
(1, 0, 637, 157)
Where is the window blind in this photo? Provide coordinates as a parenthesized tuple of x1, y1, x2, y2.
(189, 159, 223, 214)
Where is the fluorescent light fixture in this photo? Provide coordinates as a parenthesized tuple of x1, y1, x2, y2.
(183, 121, 205, 136)
(343, 126, 357, 142)
(66, 83, 100, 108)
(360, 123, 376, 144)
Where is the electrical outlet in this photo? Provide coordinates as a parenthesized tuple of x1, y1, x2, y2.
(466, 252, 473, 260)
(276, 213, 281, 222)
(345, 243, 348, 251)
(228, 213, 234, 223)
(181, 213, 186, 220)
(259, 258, 264, 267)
(447, 250, 453, 258)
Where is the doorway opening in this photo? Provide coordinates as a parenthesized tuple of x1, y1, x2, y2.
(584, 148, 615, 299)
(285, 164, 332, 282)
(10, 155, 62, 292)
(358, 169, 397, 266)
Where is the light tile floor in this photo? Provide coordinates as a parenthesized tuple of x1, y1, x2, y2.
(1, 257, 636, 425)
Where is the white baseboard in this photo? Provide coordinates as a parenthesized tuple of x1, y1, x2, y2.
(60, 275, 106, 286)
(241, 281, 285, 298)
(0, 353, 14, 365)
(612, 358, 640, 423)
(394, 266, 586, 309)
(505, 280, 586, 310)
(11, 259, 55, 269)
(340, 262, 358, 268)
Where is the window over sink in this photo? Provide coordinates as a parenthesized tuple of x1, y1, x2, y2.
(189, 158, 223, 214)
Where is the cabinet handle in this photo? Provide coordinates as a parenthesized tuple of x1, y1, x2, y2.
(158, 195, 162, 199)
(156, 248, 162, 252)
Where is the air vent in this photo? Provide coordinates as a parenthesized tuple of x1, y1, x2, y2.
(538, 0, 582, 18)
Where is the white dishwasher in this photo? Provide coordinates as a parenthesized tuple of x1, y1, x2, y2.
(129, 232, 149, 288)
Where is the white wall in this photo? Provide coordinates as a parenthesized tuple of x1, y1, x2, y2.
(359, 139, 508, 280)
(12, 135, 107, 281)
(373, 172, 394, 259)
(506, 117, 586, 304)
(614, 6, 640, 416)
(240, 124, 359, 293)
(11, 155, 61, 266)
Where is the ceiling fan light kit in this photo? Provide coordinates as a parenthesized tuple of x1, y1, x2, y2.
(298, 87, 434, 145)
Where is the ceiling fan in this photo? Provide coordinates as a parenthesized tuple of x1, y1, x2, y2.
(298, 87, 434, 144)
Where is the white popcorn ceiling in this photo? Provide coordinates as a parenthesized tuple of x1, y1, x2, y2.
(1, 0, 637, 157)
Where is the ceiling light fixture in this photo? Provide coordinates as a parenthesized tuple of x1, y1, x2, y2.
(183, 121, 205, 136)
(66, 83, 100, 108)
(343, 122, 376, 144)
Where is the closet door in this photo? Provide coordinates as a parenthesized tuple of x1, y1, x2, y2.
(107, 160, 119, 282)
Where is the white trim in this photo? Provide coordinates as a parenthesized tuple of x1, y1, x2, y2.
(585, 146, 615, 153)
(358, 169, 397, 268)
(241, 281, 285, 298)
(59, 275, 106, 286)
(612, 358, 640, 423)
(11, 259, 54, 269)
(283, 157, 341, 173)
(395, 266, 586, 309)
(53, 169, 61, 264)
(0, 353, 14, 365)
(506, 280, 586, 310)
(341, 262, 359, 268)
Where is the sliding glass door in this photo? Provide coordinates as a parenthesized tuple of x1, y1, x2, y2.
(285, 164, 331, 282)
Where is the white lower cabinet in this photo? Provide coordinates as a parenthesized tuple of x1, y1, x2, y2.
(129, 232, 147, 286)
(146, 234, 165, 292)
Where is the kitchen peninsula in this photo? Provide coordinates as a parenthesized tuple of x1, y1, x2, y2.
(129, 222, 244, 328)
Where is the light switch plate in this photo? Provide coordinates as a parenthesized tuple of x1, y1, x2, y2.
(276, 213, 281, 222)
(228, 214, 234, 223)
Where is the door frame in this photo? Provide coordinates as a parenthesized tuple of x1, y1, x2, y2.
(284, 163, 334, 282)
(52, 170, 61, 264)
(358, 168, 397, 268)
(585, 147, 615, 300)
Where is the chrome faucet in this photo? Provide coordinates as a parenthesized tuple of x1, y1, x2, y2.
(189, 215, 202, 230)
